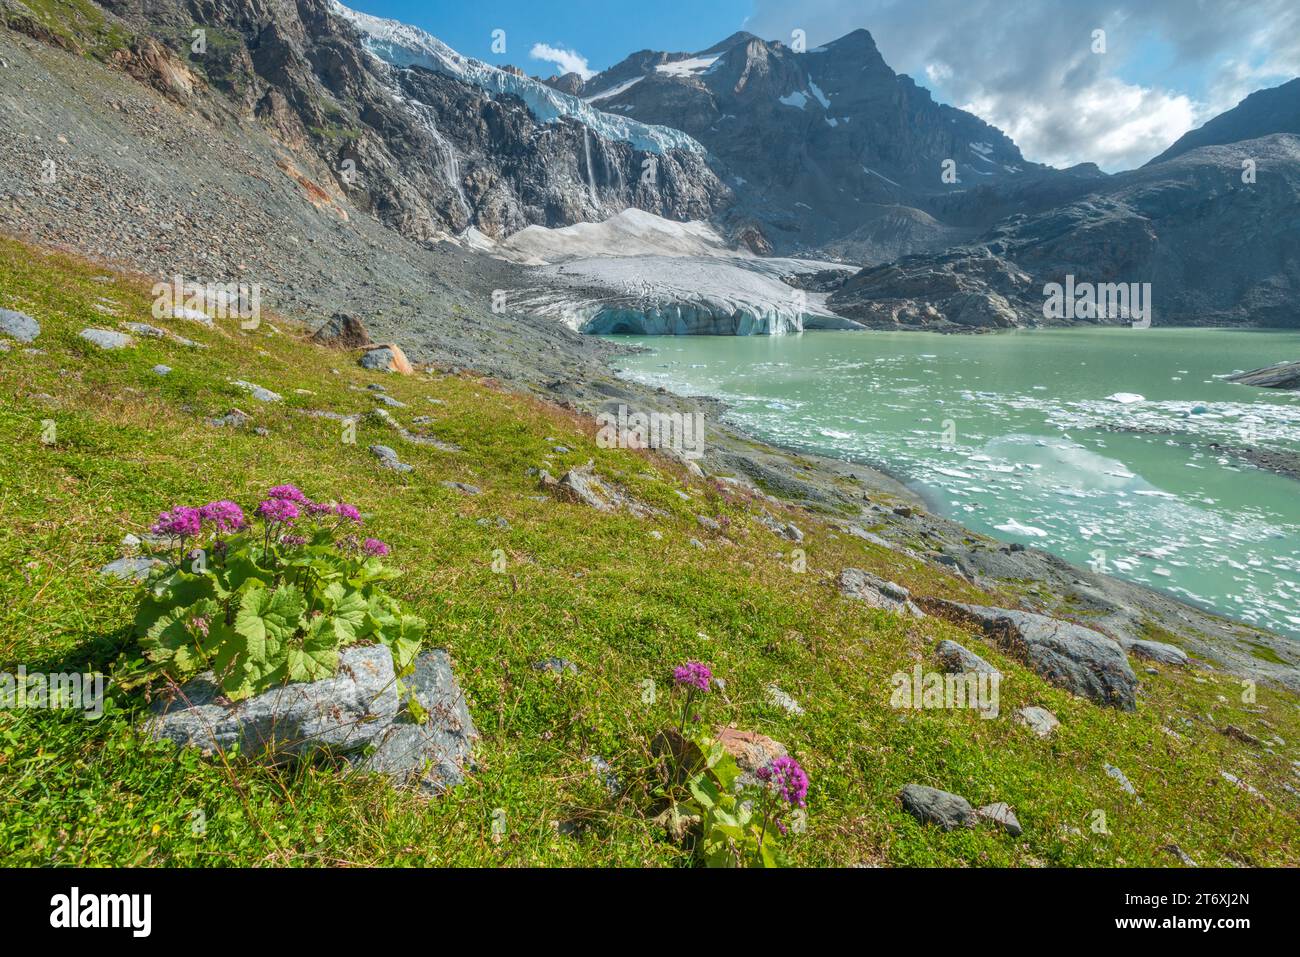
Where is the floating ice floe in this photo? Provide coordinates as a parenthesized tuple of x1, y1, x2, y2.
(994, 518, 1049, 537)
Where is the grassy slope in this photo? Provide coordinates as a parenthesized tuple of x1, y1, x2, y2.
(0, 235, 1297, 867)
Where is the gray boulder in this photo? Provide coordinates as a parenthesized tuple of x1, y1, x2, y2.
(1128, 639, 1189, 666)
(143, 646, 476, 795)
(1014, 705, 1060, 738)
(935, 639, 1000, 676)
(927, 601, 1137, 709)
(838, 568, 924, 617)
(899, 784, 976, 830)
(976, 802, 1023, 836)
(79, 328, 133, 350)
(99, 556, 162, 580)
(0, 308, 40, 342)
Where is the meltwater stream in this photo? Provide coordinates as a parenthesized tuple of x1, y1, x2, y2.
(609, 327, 1300, 640)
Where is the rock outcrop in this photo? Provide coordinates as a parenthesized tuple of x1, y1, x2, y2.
(143, 646, 477, 795)
(1227, 360, 1300, 390)
(925, 600, 1138, 709)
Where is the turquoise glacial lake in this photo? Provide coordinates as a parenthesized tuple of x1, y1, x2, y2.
(609, 327, 1300, 639)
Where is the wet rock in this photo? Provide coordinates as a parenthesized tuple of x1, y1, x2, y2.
(1014, 705, 1060, 738)
(837, 568, 924, 617)
(899, 784, 976, 830)
(79, 328, 133, 350)
(925, 601, 1137, 709)
(143, 646, 476, 795)
(0, 308, 41, 342)
(935, 640, 1000, 676)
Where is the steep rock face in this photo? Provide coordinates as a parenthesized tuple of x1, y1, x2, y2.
(83, 0, 728, 241)
(1149, 77, 1300, 165)
(578, 29, 1102, 258)
(831, 132, 1300, 329)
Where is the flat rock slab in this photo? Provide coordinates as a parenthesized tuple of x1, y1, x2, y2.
(143, 646, 476, 795)
(935, 639, 1000, 676)
(99, 556, 163, 580)
(231, 380, 282, 402)
(0, 308, 40, 342)
(976, 802, 1022, 836)
(1128, 639, 1189, 666)
(924, 600, 1137, 709)
(899, 784, 976, 830)
(79, 328, 133, 350)
(838, 568, 924, 617)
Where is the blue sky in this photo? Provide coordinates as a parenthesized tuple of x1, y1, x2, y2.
(349, 1, 1300, 171)
(371, 0, 753, 75)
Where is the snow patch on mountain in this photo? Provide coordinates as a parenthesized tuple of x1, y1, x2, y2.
(491, 208, 742, 264)
(332, 2, 703, 154)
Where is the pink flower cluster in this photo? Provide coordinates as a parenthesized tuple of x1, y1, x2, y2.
(756, 755, 809, 808)
(150, 485, 372, 546)
(672, 661, 712, 692)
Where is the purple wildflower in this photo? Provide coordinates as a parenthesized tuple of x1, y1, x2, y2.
(191, 615, 210, 637)
(306, 501, 335, 516)
(281, 534, 308, 547)
(256, 497, 299, 524)
(757, 755, 809, 808)
(151, 506, 202, 538)
(362, 537, 390, 557)
(334, 502, 363, 523)
(266, 484, 307, 503)
(672, 661, 712, 692)
(199, 500, 246, 534)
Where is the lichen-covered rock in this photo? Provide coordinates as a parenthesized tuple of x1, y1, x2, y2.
(142, 646, 476, 794)
(925, 600, 1137, 709)
(1128, 639, 1189, 666)
(1014, 705, 1060, 738)
(838, 568, 924, 617)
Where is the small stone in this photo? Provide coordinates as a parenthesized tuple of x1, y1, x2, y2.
(369, 444, 413, 472)
(440, 481, 481, 495)
(586, 755, 620, 795)
(689, 537, 705, 549)
(696, 515, 721, 532)
(976, 802, 1022, 836)
(79, 328, 133, 350)
(532, 657, 578, 675)
(99, 556, 161, 580)
(553, 445, 571, 454)
(1162, 843, 1197, 866)
(1015, 705, 1060, 738)
(899, 784, 976, 830)
(152, 364, 172, 376)
(122, 322, 167, 339)
(0, 308, 40, 343)
(231, 380, 282, 403)
(766, 684, 804, 716)
(1104, 763, 1141, 801)
(838, 568, 924, 617)
(1219, 725, 1264, 747)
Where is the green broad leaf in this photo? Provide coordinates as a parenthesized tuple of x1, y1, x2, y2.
(286, 626, 340, 683)
(233, 584, 305, 662)
(329, 588, 370, 645)
(688, 773, 723, 809)
(217, 553, 273, 596)
(149, 568, 216, 609)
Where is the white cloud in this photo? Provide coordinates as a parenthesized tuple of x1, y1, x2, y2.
(746, 0, 1300, 171)
(529, 43, 595, 81)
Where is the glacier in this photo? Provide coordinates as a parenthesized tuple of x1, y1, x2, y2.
(332, 2, 705, 155)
